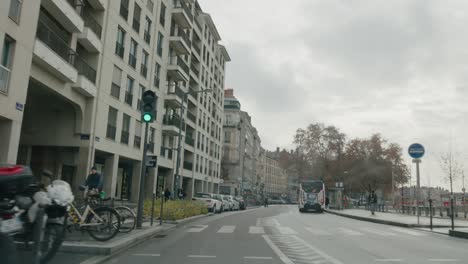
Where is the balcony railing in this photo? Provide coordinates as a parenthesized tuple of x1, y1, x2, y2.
(187, 110, 196, 123)
(82, 9, 102, 38)
(124, 91, 133, 105)
(167, 84, 185, 99)
(36, 20, 76, 65)
(111, 83, 120, 98)
(129, 54, 137, 68)
(190, 63, 199, 77)
(169, 56, 189, 76)
(144, 31, 151, 44)
(185, 136, 194, 146)
(173, 0, 193, 22)
(121, 130, 129, 144)
(106, 124, 116, 140)
(8, 0, 22, 23)
(115, 42, 124, 58)
(183, 161, 193, 170)
(0, 65, 11, 94)
(163, 114, 185, 131)
(134, 136, 141, 149)
(74, 55, 97, 83)
(140, 64, 148, 78)
(172, 28, 191, 47)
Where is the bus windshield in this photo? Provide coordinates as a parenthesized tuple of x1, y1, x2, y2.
(302, 181, 323, 193)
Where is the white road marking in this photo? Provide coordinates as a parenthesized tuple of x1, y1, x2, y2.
(337, 227, 363, 236)
(256, 218, 262, 226)
(292, 235, 344, 264)
(361, 228, 396, 236)
(375, 259, 403, 262)
(244, 256, 273, 260)
(133, 254, 161, 257)
(428, 259, 458, 262)
(249, 226, 265, 234)
(263, 235, 294, 264)
(305, 227, 331, 235)
(217, 225, 236, 233)
(187, 225, 208, 232)
(187, 255, 216, 258)
(277, 226, 298, 235)
(389, 227, 425, 236)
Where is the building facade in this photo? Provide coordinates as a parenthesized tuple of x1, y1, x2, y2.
(0, 0, 229, 201)
(221, 89, 261, 197)
(257, 150, 288, 199)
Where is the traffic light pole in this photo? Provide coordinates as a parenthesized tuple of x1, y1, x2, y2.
(173, 93, 187, 199)
(136, 122, 149, 228)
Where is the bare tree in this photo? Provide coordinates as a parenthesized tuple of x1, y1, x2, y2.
(439, 149, 463, 196)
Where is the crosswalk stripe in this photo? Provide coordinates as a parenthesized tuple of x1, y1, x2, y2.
(217, 225, 236, 233)
(249, 226, 265, 234)
(277, 226, 298, 235)
(338, 227, 363, 236)
(305, 227, 331, 235)
(187, 225, 208, 232)
(388, 227, 425, 236)
(361, 228, 396, 236)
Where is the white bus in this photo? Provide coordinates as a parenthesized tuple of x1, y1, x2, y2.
(298, 180, 326, 213)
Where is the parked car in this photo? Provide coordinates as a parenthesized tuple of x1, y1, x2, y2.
(235, 196, 246, 210)
(228, 195, 239, 210)
(220, 195, 232, 211)
(192, 193, 223, 213)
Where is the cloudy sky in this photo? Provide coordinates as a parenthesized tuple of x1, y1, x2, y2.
(199, 0, 468, 191)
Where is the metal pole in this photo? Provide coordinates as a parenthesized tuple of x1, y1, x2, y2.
(451, 195, 455, 230)
(136, 122, 149, 228)
(160, 175, 165, 225)
(173, 93, 186, 199)
(150, 192, 155, 226)
(429, 199, 433, 231)
(415, 159, 421, 225)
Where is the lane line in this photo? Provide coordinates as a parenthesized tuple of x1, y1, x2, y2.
(132, 254, 161, 257)
(428, 259, 458, 262)
(262, 235, 294, 264)
(249, 226, 265, 234)
(187, 255, 216, 258)
(217, 225, 236, 233)
(187, 225, 208, 232)
(244, 256, 273, 260)
(375, 259, 403, 262)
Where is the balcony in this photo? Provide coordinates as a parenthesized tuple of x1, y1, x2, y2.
(78, 27, 102, 53)
(165, 84, 184, 108)
(0, 65, 11, 94)
(162, 114, 185, 136)
(167, 56, 189, 82)
(72, 56, 96, 97)
(34, 21, 78, 83)
(190, 63, 200, 78)
(169, 29, 191, 55)
(172, 0, 193, 28)
(187, 110, 196, 124)
(183, 161, 193, 171)
(160, 147, 174, 160)
(121, 131, 129, 144)
(42, 0, 84, 33)
(86, 0, 106, 11)
(185, 136, 194, 147)
(192, 42, 201, 56)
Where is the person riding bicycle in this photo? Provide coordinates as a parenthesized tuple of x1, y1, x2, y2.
(80, 166, 103, 196)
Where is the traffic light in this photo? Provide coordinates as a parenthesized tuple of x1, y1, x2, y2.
(141, 90, 156, 123)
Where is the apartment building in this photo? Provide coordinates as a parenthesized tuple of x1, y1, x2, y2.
(0, 0, 229, 201)
(221, 89, 261, 196)
(258, 150, 288, 198)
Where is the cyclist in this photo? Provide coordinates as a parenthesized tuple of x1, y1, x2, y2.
(81, 166, 103, 195)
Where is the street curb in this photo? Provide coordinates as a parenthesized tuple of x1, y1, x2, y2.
(325, 209, 456, 228)
(449, 229, 468, 239)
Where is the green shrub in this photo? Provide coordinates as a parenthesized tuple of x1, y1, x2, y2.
(143, 199, 208, 220)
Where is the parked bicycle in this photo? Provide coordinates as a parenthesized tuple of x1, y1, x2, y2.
(85, 195, 137, 233)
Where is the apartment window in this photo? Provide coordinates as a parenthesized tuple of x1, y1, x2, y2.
(197, 132, 201, 149)
(125, 76, 134, 106)
(115, 27, 126, 58)
(106, 107, 118, 140)
(156, 32, 164, 57)
(224, 131, 231, 143)
(0, 36, 15, 94)
(132, 3, 141, 32)
(159, 3, 166, 26)
(153, 62, 161, 88)
(111, 65, 122, 99)
(121, 114, 131, 144)
(137, 85, 145, 110)
(141, 50, 148, 78)
(8, 0, 22, 23)
(120, 0, 129, 20)
(147, 0, 154, 13)
(134, 121, 142, 148)
(129, 39, 137, 68)
(144, 17, 151, 44)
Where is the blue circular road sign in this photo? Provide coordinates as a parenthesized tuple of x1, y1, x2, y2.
(408, 143, 425, 159)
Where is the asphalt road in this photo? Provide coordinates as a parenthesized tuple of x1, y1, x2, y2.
(97, 205, 468, 264)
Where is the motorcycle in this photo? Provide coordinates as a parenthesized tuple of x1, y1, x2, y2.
(0, 165, 73, 264)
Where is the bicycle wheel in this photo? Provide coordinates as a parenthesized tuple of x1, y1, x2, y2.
(87, 207, 120, 241)
(40, 223, 64, 264)
(114, 206, 136, 233)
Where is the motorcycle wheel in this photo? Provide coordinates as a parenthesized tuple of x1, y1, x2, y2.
(0, 233, 18, 264)
(40, 223, 64, 264)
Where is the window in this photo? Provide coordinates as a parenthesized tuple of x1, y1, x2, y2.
(125, 76, 134, 106)
(224, 131, 231, 143)
(144, 17, 151, 44)
(140, 50, 149, 78)
(159, 3, 166, 26)
(111, 65, 122, 99)
(121, 114, 131, 144)
(129, 39, 138, 68)
(153, 62, 161, 88)
(137, 85, 145, 110)
(156, 32, 164, 57)
(132, 3, 141, 32)
(0, 36, 15, 94)
(146, 0, 154, 13)
(115, 27, 126, 58)
(8, 0, 22, 23)
(120, 0, 129, 20)
(134, 121, 142, 148)
(106, 107, 118, 140)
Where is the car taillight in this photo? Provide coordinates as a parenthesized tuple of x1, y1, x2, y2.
(1, 213, 14, 220)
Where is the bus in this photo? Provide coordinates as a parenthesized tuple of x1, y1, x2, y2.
(298, 180, 326, 213)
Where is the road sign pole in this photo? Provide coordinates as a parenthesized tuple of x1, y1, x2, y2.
(136, 122, 149, 228)
(414, 158, 421, 225)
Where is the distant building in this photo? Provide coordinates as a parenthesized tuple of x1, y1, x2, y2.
(257, 149, 288, 199)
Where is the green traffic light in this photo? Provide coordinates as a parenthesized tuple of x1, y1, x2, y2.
(143, 113, 152, 122)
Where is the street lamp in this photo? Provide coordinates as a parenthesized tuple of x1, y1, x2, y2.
(173, 88, 212, 199)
